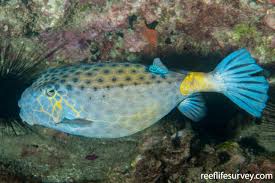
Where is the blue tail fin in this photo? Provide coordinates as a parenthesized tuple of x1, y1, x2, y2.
(211, 48, 269, 117)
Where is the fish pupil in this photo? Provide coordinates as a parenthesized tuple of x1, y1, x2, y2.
(46, 89, 55, 97)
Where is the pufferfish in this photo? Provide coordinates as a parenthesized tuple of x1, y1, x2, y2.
(18, 49, 269, 138)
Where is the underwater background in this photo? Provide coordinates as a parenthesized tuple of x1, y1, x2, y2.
(0, 0, 275, 182)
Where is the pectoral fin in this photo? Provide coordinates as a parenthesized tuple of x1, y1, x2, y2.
(59, 118, 94, 127)
(177, 93, 206, 122)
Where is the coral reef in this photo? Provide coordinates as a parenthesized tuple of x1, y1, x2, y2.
(1, 0, 274, 63)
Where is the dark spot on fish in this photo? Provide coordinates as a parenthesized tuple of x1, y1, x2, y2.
(157, 80, 161, 83)
(86, 72, 93, 76)
(60, 79, 66, 84)
(117, 69, 124, 74)
(97, 78, 104, 83)
(54, 84, 60, 90)
(51, 76, 58, 81)
(124, 63, 130, 67)
(139, 76, 144, 80)
(93, 68, 99, 71)
(70, 68, 77, 72)
(97, 63, 104, 67)
(131, 69, 137, 73)
(133, 82, 138, 86)
(93, 87, 97, 91)
(51, 69, 59, 74)
(161, 75, 167, 79)
(83, 66, 90, 71)
(43, 73, 50, 78)
(125, 76, 131, 81)
(85, 80, 91, 85)
(102, 94, 106, 98)
(106, 85, 111, 90)
(62, 74, 68, 78)
(119, 84, 124, 88)
(75, 71, 81, 75)
(66, 84, 73, 91)
(111, 63, 117, 67)
(103, 69, 110, 74)
(80, 85, 85, 90)
(151, 75, 156, 79)
(111, 77, 117, 82)
(52, 78, 59, 82)
(146, 81, 150, 84)
(89, 96, 92, 100)
(72, 78, 78, 83)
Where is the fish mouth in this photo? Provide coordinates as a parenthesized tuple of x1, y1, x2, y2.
(19, 109, 33, 125)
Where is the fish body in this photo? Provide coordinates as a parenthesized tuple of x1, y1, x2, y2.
(19, 49, 269, 138)
(19, 62, 185, 138)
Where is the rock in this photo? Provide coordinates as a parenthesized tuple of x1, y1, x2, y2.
(32, 0, 68, 31)
(0, 126, 139, 182)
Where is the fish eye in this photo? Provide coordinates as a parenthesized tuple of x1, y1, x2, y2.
(45, 88, 56, 97)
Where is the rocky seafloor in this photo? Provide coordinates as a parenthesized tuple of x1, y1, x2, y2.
(0, 0, 275, 182)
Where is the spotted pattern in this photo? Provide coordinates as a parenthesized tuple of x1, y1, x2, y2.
(32, 62, 180, 91)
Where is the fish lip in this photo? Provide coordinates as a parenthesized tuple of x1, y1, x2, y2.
(18, 88, 38, 125)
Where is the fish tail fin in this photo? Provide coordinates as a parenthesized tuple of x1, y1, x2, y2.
(210, 48, 269, 117)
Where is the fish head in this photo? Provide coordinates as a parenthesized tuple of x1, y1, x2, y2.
(18, 76, 82, 127)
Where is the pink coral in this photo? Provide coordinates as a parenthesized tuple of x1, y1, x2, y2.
(40, 29, 94, 62)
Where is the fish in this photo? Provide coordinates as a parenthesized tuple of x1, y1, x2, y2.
(18, 49, 269, 138)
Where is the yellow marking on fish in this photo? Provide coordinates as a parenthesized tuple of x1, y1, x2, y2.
(180, 72, 215, 95)
(35, 97, 59, 123)
(51, 93, 63, 114)
(35, 92, 81, 124)
(63, 98, 81, 117)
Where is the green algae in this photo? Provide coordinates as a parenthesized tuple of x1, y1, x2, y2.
(232, 23, 258, 43)
(216, 141, 240, 152)
(230, 23, 275, 63)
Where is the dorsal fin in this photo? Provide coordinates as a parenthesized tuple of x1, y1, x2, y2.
(149, 58, 169, 75)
